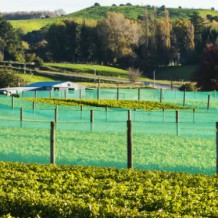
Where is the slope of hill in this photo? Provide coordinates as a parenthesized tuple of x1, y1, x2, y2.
(10, 5, 218, 33)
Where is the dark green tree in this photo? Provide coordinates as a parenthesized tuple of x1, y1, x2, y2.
(194, 44, 218, 90)
(0, 17, 23, 61)
(189, 12, 206, 61)
(0, 68, 25, 88)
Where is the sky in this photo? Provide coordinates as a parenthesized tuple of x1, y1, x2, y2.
(0, 0, 217, 14)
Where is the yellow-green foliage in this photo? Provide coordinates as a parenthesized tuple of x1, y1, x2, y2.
(24, 98, 188, 110)
(0, 162, 217, 217)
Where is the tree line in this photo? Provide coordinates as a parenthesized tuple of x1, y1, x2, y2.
(0, 9, 65, 20)
(0, 8, 218, 80)
(33, 9, 217, 74)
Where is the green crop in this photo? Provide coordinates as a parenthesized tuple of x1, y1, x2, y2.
(24, 98, 189, 110)
(0, 162, 217, 217)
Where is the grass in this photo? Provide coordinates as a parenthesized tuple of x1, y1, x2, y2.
(156, 65, 198, 81)
(10, 17, 97, 33)
(44, 63, 128, 77)
(16, 72, 55, 84)
(9, 6, 218, 33)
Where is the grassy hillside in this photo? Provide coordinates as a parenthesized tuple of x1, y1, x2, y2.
(10, 17, 97, 33)
(44, 63, 128, 77)
(10, 6, 218, 33)
(70, 6, 218, 21)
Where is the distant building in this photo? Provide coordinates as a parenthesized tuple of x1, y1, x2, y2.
(0, 81, 86, 96)
(25, 81, 86, 91)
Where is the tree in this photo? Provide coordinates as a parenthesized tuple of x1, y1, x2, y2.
(128, 68, 142, 83)
(0, 68, 25, 88)
(194, 44, 218, 90)
(173, 19, 195, 63)
(97, 13, 140, 65)
(189, 12, 206, 56)
(94, 3, 101, 7)
(156, 8, 172, 66)
(0, 17, 23, 61)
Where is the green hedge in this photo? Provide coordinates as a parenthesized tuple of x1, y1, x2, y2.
(0, 162, 217, 217)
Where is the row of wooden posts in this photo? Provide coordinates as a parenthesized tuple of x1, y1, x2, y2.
(49, 119, 134, 169)
(49, 119, 218, 173)
(13, 89, 213, 109)
(16, 104, 197, 125)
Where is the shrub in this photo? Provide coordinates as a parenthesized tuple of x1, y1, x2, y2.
(179, 82, 197, 91)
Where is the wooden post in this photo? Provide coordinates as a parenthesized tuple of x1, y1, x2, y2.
(20, 108, 23, 122)
(207, 95, 210, 110)
(138, 88, 141, 101)
(79, 89, 82, 99)
(160, 88, 163, 103)
(98, 77, 100, 90)
(193, 108, 196, 123)
(216, 122, 218, 174)
(34, 90, 37, 98)
(183, 90, 186, 106)
(97, 88, 100, 100)
(50, 90, 52, 98)
(162, 108, 165, 123)
(50, 121, 55, 164)
(105, 107, 108, 122)
(90, 110, 94, 123)
(55, 105, 58, 123)
(117, 87, 119, 100)
(11, 96, 14, 109)
(64, 90, 67, 99)
(80, 106, 83, 120)
(127, 119, 133, 169)
(90, 110, 94, 131)
(128, 110, 131, 120)
(176, 110, 179, 136)
(32, 101, 35, 110)
(22, 91, 24, 98)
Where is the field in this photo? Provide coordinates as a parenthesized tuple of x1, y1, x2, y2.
(0, 162, 217, 217)
(10, 17, 97, 33)
(16, 72, 55, 84)
(157, 65, 197, 81)
(0, 89, 217, 216)
(0, 93, 217, 175)
(9, 6, 218, 33)
(10, 6, 218, 33)
(44, 63, 129, 77)
(0, 126, 215, 174)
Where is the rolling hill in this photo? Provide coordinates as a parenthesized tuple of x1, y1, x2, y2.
(9, 5, 218, 33)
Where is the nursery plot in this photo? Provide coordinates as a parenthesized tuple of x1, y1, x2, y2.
(0, 122, 50, 164)
(133, 133, 215, 175)
(0, 120, 215, 175)
(55, 130, 127, 168)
